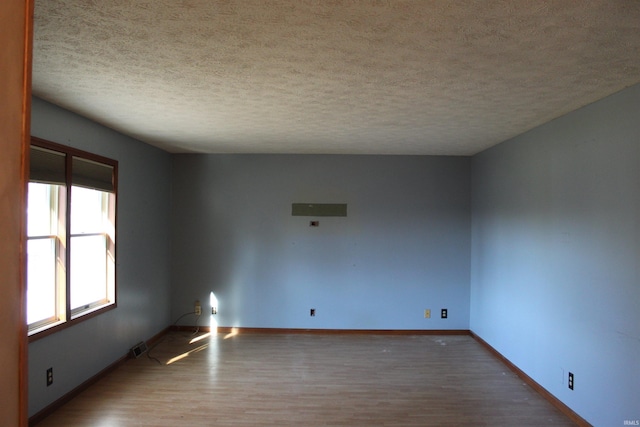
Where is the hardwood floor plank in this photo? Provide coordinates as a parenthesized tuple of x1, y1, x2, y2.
(34, 332, 578, 426)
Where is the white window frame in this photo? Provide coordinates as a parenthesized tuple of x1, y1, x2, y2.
(26, 183, 66, 332)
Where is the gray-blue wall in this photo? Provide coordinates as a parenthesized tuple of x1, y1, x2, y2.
(28, 98, 173, 416)
(29, 81, 640, 426)
(171, 154, 471, 330)
(470, 84, 640, 426)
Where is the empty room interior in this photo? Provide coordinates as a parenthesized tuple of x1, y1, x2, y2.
(12, 1, 640, 426)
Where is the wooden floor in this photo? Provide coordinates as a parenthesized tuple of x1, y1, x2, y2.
(35, 331, 577, 426)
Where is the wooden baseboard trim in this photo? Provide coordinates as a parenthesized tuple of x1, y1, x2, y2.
(32, 327, 586, 426)
(145, 326, 171, 347)
(170, 325, 471, 336)
(470, 331, 591, 427)
(28, 355, 128, 426)
(28, 326, 170, 426)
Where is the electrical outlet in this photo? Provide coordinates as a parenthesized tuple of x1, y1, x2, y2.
(424, 309, 431, 318)
(568, 372, 574, 390)
(211, 306, 217, 315)
(310, 308, 316, 317)
(46, 367, 53, 387)
(194, 300, 201, 316)
(441, 308, 448, 319)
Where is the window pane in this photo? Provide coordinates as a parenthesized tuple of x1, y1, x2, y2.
(71, 186, 105, 234)
(28, 182, 59, 237)
(70, 235, 107, 309)
(27, 238, 57, 324)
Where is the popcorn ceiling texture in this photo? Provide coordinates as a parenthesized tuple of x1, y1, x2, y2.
(32, 0, 640, 155)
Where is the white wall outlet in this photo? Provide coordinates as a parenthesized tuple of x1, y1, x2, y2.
(194, 300, 201, 316)
(424, 309, 431, 318)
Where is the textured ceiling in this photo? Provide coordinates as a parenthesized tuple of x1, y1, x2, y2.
(32, 0, 640, 155)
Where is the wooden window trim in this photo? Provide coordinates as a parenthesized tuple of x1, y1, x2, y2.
(28, 137, 118, 342)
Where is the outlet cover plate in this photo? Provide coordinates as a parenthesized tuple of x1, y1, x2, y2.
(568, 372, 574, 390)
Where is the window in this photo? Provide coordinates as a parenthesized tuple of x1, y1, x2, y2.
(27, 138, 117, 337)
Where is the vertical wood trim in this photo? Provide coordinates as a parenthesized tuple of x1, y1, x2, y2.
(0, 0, 33, 425)
(20, 1, 35, 424)
(64, 152, 72, 322)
